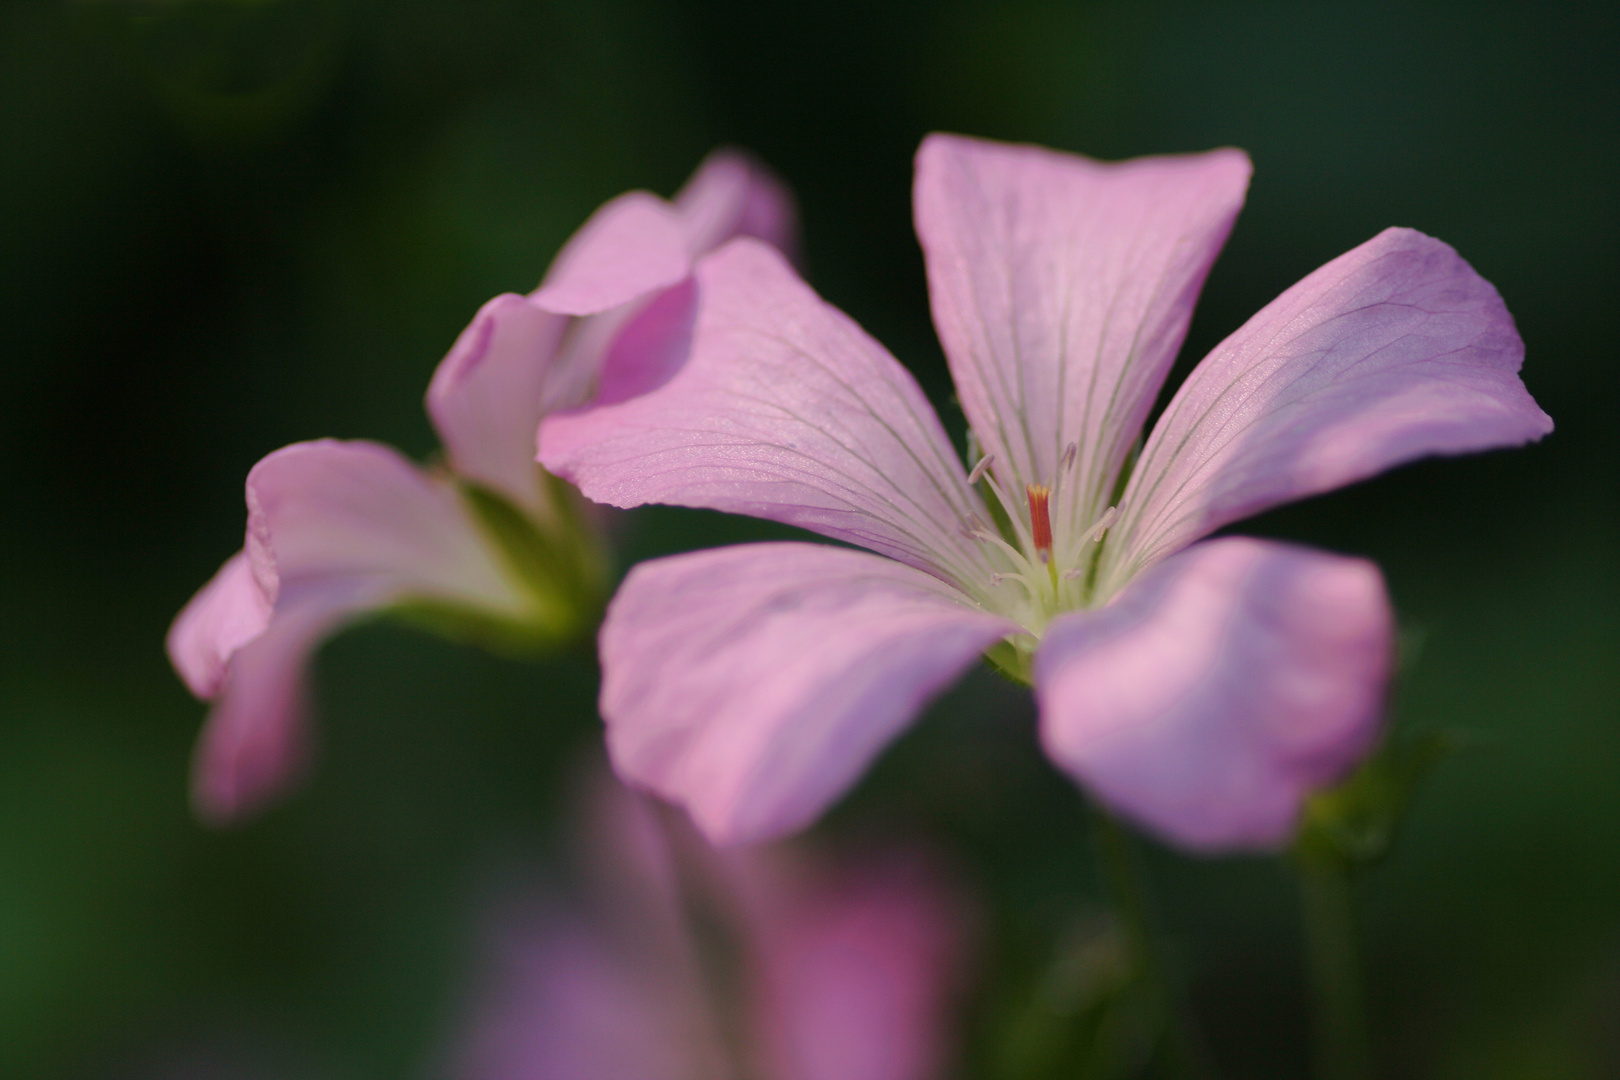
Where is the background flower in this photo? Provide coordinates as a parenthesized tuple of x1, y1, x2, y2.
(167, 150, 796, 823)
(441, 772, 969, 1080)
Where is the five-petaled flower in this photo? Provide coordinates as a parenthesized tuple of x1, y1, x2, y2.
(167, 150, 796, 824)
(540, 134, 1552, 851)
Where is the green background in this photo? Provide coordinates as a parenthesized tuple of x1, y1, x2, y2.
(1, 1, 1615, 1076)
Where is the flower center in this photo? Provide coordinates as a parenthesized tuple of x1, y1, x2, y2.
(964, 444, 1118, 634)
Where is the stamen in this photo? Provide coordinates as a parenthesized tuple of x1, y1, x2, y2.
(981, 471, 1037, 554)
(967, 452, 995, 486)
(990, 573, 1005, 587)
(1062, 567, 1086, 580)
(1026, 484, 1053, 561)
(1080, 505, 1119, 544)
(1060, 442, 1078, 474)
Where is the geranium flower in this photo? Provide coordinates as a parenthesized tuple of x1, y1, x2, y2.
(167, 151, 796, 824)
(539, 134, 1552, 851)
(443, 772, 967, 1080)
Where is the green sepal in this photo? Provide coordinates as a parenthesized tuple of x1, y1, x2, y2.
(455, 473, 609, 645)
(381, 472, 608, 657)
(385, 597, 576, 658)
(1294, 728, 1456, 867)
(984, 636, 1037, 686)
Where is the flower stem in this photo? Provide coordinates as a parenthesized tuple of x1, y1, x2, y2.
(1091, 808, 1219, 1080)
(1296, 849, 1373, 1080)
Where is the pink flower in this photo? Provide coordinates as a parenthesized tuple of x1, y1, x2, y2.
(442, 775, 967, 1080)
(540, 134, 1552, 851)
(167, 151, 797, 824)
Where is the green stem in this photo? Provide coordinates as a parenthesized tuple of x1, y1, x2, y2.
(1297, 852, 1373, 1080)
(1092, 809, 1218, 1080)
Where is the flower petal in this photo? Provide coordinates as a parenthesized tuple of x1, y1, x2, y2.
(246, 439, 523, 616)
(528, 191, 691, 316)
(599, 542, 1020, 845)
(166, 550, 273, 699)
(446, 900, 716, 1080)
(1035, 537, 1392, 852)
(741, 850, 968, 1080)
(190, 583, 379, 824)
(914, 134, 1250, 521)
(178, 440, 533, 822)
(426, 293, 569, 515)
(674, 147, 800, 264)
(1105, 228, 1555, 587)
(541, 240, 995, 587)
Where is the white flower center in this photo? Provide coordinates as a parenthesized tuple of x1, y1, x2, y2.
(962, 442, 1118, 635)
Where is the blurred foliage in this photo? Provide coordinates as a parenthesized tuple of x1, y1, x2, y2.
(1, 0, 1616, 1077)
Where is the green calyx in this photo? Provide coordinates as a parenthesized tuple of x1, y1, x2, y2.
(390, 471, 609, 657)
(984, 635, 1038, 686)
(1293, 728, 1455, 868)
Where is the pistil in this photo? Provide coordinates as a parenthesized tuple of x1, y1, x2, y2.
(1027, 483, 1059, 591)
(1026, 483, 1053, 558)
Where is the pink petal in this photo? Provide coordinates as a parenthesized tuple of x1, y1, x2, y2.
(246, 439, 522, 615)
(1105, 228, 1555, 586)
(674, 148, 800, 265)
(445, 903, 716, 1080)
(914, 134, 1250, 516)
(179, 440, 529, 823)
(528, 191, 691, 316)
(426, 293, 570, 515)
(589, 278, 699, 407)
(166, 550, 273, 699)
(541, 240, 996, 587)
(740, 850, 968, 1080)
(191, 584, 378, 824)
(598, 542, 1020, 845)
(1035, 537, 1392, 852)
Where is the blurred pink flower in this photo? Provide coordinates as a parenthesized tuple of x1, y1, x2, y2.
(540, 134, 1552, 851)
(443, 775, 967, 1080)
(167, 151, 797, 824)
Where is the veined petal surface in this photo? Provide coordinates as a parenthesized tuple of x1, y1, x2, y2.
(246, 439, 523, 616)
(1036, 537, 1391, 851)
(599, 542, 1020, 846)
(1104, 228, 1554, 588)
(166, 550, 273, 699)
(427, 293, 569, 515)
(542, 240, 995, 586)
(914, 134, 1250, 525)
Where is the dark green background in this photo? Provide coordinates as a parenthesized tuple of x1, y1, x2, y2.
(1, 1, 1615, 1076)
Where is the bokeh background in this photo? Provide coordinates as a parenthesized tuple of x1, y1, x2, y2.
(2, 1, 1616, 1076)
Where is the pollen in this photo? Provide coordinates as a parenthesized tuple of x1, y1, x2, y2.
(1026, 483, 1053, 559)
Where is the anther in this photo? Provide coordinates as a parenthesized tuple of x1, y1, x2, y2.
(967, 452, 995, 486)
(1026, 484, 1053, 561)
(1060, 442, 1078, 474)
(990, 573, 1005, 588)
